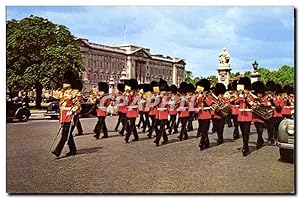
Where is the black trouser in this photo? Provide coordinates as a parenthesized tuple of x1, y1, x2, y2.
(143, 112, 150, 133)
(283, 114, 292, 119)
(115, 112, 123, 131)
(168, 114, 178, 134)
(178, 117, 188, 140)
(54, 123, 77, 155)
(215, 117, 225, 144)
(137, 111, 145, 128)
(155, 119, 168, 144)
(148, 115, 157, 137)
(212, 117, 217, 133)
(70, 114, 83, 135)
(239, 122, 251, 152)
(198, 119, 210, 147)
(269, 117, 283, 142)
(119, 113, 127, 135)
(254, 122, 264, 147)
(95, 116, 108, 138)
(226, 114, 233, 127)
(187, 112, 195, 131)
(232, 114, 239, 138)
(125, 118, 138, 141)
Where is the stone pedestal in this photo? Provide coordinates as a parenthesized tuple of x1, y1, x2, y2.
(251, 71, 261, 84)
(217, 63, 231, 89)
(108, 77, 115, 94)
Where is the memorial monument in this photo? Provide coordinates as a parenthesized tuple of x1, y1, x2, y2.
(217, 48, 231, 89)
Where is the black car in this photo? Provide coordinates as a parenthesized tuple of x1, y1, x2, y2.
(6, 98, 31, 122)
(45, 100, 96, 119)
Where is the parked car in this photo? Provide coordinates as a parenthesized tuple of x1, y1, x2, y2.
(44, 100, 96, 119)
(276, 118, 294, 163)
(6, 97, 31, 122)
(44, 100, 60, 119)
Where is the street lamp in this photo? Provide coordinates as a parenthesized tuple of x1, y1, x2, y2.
(252, 60, 259, 71)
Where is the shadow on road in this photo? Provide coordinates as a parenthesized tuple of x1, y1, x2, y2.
(55, 147, 103, 160)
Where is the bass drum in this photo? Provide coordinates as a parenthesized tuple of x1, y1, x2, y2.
(278, 118, 294, 163)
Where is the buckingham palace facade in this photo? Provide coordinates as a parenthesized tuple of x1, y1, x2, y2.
(75, 38, 186, 92)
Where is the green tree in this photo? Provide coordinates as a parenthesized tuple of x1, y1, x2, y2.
(7, 15, 84, 108)
(184, 70, 193, 83)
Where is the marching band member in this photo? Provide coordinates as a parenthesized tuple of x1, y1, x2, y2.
(114, 83, 125, 133)
(282, 85, 294, 119)
(70, 79, 84, 136)
(228, 81, 240, 140)
(119, 80, 130, 136)
(251, 81, 268, 149)
(141, 84, 151, 134)
(94, 82, 110, 139)
(212, 83, 228, 145)
(177, 82, 190, 141)
(235, 77, 253, 156)
(147, 81, 159, 139)
(187, 83, 196, 132)
(124, 79, 139, 143)
(154, 79, 170, 146)
(196, 79, 213, 150)
(137, 84, 145, 129)
(52, 71, 80, 157)
(168, 85, 179, 134)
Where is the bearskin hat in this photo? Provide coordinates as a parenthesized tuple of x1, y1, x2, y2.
(117, 84, 125, 92)
(238, 77, 251, 90)
(150, 81, 159, 92)
(251, 81, 265, 95)
(129, 79, 139, 91)
(283, 85, 293, 95)
(275, 83, 283, 94)
(169, 84, 177, 94)
(143, 84, 151, 92)
(186, 83, 195, 93)
(98, 82, 109, 93)
(265, 81, 276, 92)
(159, 79, 169, 92)
(124, 79, 130, 86)
(178, 82, 188, 94)
(63, 70, 77, 85)
(72, 79, 83, 91)
(228, 80, 237, 91)
(196, 79, 211, 91)
(214, 83, 226, 95)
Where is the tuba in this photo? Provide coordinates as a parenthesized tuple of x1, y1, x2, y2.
(248, 92, 273, 120)
(211, 93, 232, 117)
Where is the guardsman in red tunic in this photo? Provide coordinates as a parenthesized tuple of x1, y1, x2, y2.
(282, 85, 294, 119)
(147, 81, 159, 139)
(118, 80, 130, 136)
(168, 85, 179, 134)
(273, 84, 285, 142)
(251, 81, 268, 149)
(196, 79, 212, 150)
(124, 79, 139, 143)
(141, 84, 151, 133)
(114, 83, 125, 134)
(70, 79, 84, 136)
(177, 82, 190, 141)
(235, 77, 253, 156)
(94, 82, 110, 139)
(52, 71, 80, 157)
(137, 84, 145, 129)
(154, 79, 170, 146)
(212, 83, 229, 145)
(187, 83, 196, 132)
(228, 80, 240, 140)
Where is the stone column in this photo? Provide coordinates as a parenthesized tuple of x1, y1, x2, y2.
(251, 71, 261, 84)
(172, 64, 178, 85)
(126, 56, 133, 79)
(217, 65, 231, 89)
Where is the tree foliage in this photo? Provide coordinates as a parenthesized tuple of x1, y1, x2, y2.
(185, 65, 294, 87)
(7, 15, 84, 98)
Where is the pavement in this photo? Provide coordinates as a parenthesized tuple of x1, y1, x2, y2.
(6, 116, 295, 193)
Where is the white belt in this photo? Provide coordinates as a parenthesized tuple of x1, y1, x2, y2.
(177, 107, 188, 111)
(284, 106, 294, 109)
(157, 108, 167, 111)
(128, 105, 138, 109)
(60, 107, 72, 111)
(239, 109, 252, 112)
(196, 107, 211, 111)
(232, 105, 239, 107)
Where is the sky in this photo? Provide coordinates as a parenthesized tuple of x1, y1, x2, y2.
(6, 6, 294, 77)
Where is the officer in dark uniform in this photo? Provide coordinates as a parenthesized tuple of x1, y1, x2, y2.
(71, 79, 84, 136)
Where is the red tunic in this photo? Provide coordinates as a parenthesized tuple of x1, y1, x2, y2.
(281, 96, 293, 116)
(230, 98, 239, 115)
(149, 96, 158, 117)
(235, 96, 253, 122)
(252, 97, 269, 123)
(96, 97, 110, 117)
(214, 97, 230, 119)
(157, 96, 169, 120)
(177, 97, 189, 118)
(271, 96, 284, 118)
(197, 96, 212, 120)
(168, 95, 177, 116)
(126, 95, 138, 118)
